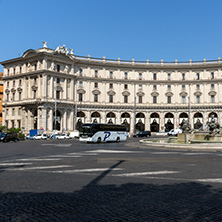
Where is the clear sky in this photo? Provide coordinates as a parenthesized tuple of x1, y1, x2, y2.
(0, 0, 222, 71)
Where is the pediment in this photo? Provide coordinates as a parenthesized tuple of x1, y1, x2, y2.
(165, 92, 173, 97)
(122, 91, 130, 96)
(17, 87, 23, 92)
(179, 92, 188, 97)
(194, 91, 202, 96)
(77, 88, 86, 94)
(107, 90, 116, 96)
(22, 49, 38, 58)
(11, 88, 16, 93)
(208, 91, 217, 96)
(136, 91, 145, 96)
(92, 89, 101, 95)
(151, 92, 159, 97)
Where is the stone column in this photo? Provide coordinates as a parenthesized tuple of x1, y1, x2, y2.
(41, 108, 47, 131)
(145, 112, 150, 131)
(37, 107, 41, 129)
(63, 109, 67, 131)
(48, 109, 53, 132)
(130, 111, 135, 133)
(70, 109, 74, 131)
(159, 112, 165, 132)
(64, 79, 67, 100)
(116, 112, 121, 124)
(23, 77, 27, 100)
(101, 111, 106, 123)
(70, 79, 74, 101)
(42, 75, 47, 99)
(38, 76, 41, 98)
(27, 109, 32, 130)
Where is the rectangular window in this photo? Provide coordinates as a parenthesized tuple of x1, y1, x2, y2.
(211, 72, 214, 79)
(182, 73, 185, 80)
(211, 84, 215, 89)
(139, 73, 142, 80)
(94, 94, 98, 102)
(20, 67, 22, 74)
(56, 78, 60, 84)
(18, 108, 21, 115)
(33, 90, 36, 99)
(138, 84, 142, 90)
(124, 72, 128, 79)
(109, 95, 113, 103)
(196, 84, 200, 90)
(110, 71, 113, 79)
(124, 84, 128, 90)
(7, 81, 9, 87)
(167, 85, 171, 90)
(19, 92, 21, 100)
(153, 85, 157, 90)
(168, 73, 171, 80)
(109, 83, 113, 89)
(12, 108, 15, 116)
(95, 70, 98, 78)
(79, 69, 83, 76)
(94, 82, 98, 88)
(19, 79, 22, 86)
(196, 73, 200, 80)
(153, 73, 157, 80)
(12, 93, 15, 101)
(79, 93, 83, 102)
(11, 120, 14, 128)
(13, 81, 15, 87)
(13, 68, 15, 75)
(182, 85, 185, 90)
(196, 95, 200, 103)
(153, 96, 157, 104)
(167, 96, 171, 104)
(56, 91, 60, 99)
(57, 65, 60, 72)
(138, 96, 142, 103)
(18, 120, 21, 128)
(124, 95, 128, 103)
(6, 94, 9, 102)
(211, 95, 215, 103)
(6, 109, 9, 115)
(79, 81, 83, 87)
(182, 96, 186, 104)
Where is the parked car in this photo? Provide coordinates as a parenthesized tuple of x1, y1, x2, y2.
(56, 134, 70, 140)
(26, 134, 34, 140)
(0, 132, 19, 142)
(34, 134, 48, 140)
(167, 129, 182, 136)
(133, 131, 151, 137)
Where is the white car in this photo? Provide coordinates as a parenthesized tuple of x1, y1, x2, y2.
(56, 134, 70, 140)
(34, 134, 48, 140)
(167, 129, 182, 136)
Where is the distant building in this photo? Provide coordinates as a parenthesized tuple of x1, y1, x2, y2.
(0, 72, 3, 125)
(1, 43, 222, 133)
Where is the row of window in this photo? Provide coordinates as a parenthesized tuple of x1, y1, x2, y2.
(79, 81, 216, 91)
(78, 93, 216, 104)
(6, 107, 21, 116)
(79, 69, 216, 80)
(5, 120, 21, 129)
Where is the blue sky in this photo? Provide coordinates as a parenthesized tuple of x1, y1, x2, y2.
(0, 0, 222, 71)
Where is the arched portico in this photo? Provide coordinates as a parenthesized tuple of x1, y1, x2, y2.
(194, 112, 203, 130)
(164, 112, 174, 132)
(121, 112, 130, 132)
(150, 113, 159, 132)
(136, 112, 145, 132)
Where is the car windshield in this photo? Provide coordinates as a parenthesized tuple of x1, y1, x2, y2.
(0, 133, 6, 137)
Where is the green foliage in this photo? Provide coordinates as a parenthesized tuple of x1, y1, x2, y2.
(18, 133, 25, 139)
(7, 128, 21, 133)
(0, 126, 7, 132)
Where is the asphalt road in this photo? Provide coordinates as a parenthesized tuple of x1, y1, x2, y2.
(1, 137, 222, 221)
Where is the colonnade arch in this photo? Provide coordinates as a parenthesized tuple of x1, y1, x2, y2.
(136, 112, 145, 132)
(164, 112, 174, 132)
(150, 113, 159, 132)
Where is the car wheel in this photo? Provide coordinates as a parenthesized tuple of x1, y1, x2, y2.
(116, 137, 120, 143)
(97, 137, 101, 143)
(14, 138, 18, 142)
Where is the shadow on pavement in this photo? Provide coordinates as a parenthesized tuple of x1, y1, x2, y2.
(1, 161, 222, 221)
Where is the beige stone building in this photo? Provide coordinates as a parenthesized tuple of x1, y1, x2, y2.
(1, 43, 222, 133)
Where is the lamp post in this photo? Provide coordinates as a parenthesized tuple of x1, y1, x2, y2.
(188, 83, 191, 126)
(134, 83, 136, 134)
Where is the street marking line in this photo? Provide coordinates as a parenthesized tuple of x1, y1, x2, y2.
(196, 178, 222, 183)
(86, 149, 142, 153)
(15, 158, 61, 161)
(151, 152, 181, 155)
(115, 171, 180, 177)
(50, 168, 123, 174)
(47, 155, 81, 158)
(183, 153, 210, 155)
(55, 144, 72, 147)
(6, 165, 73, 171)
(0, 163, 33, 166)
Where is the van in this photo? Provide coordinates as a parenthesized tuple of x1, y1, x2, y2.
(167, 129, 182, 136)
(69, 131, 79, 139)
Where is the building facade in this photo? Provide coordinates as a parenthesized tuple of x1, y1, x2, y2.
(0, 72, 3, 125)
(1, 43, 222, 133)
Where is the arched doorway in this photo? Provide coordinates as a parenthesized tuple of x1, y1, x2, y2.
(91, 111, 101, 123)
(165, 113, 174, 132)
(136, 112, 145, 132)
(76, 111, 85, 130)
(150, 113, 159, 132)
(208, 112, 218, 122)
(106, 112, 115, 124)
(121, 112, 130, 132)
(194, 112, 203, 130)
(53, 110, 61, 131)
(179, 112, 188, 128)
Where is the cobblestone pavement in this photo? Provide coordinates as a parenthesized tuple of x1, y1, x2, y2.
(0, 138, 222, 221)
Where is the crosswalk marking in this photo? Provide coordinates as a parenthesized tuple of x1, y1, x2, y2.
(86, 149, 142, 153)
(115, 171, 179, 177)
(0, 162, 33, 166)
(6, 165, 73, 171)
(50, 168, 123, 174)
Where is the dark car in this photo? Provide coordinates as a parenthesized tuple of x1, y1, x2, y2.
(0, 132, 19, 142)
(133, 131, 151, 137)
